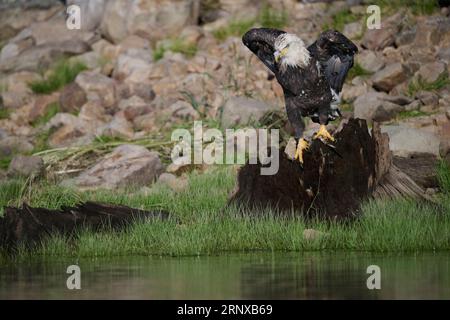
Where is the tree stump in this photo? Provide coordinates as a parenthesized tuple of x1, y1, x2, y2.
(229, 118, 432, 219)
(0, 202, 168, 251)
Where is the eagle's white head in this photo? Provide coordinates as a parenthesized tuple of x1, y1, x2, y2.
(274, 33, 311, 72)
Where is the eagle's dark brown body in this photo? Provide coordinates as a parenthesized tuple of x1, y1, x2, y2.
(243, 28, 358, 140)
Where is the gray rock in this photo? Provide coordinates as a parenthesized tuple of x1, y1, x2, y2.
(383, 95, 413, 106)
(341, 83, 370, 102)
(0, 0, 61, 9)
(113, 53, 153, 83)
(381, 125, 440, 157)
(100, 0, 199, 44)
(356, 50, 384, 73)
(404, 100, 421, 111)
(354, 91, 404, 121)
(372, 63, 408, 92)
(59, 82, 87, 114)
(395, 26, 417, 47)
(415, 61, 447, 83)
(118, 96, 152, 121)
(343, 21, 363, 39)
(168, 100, 199, 120)
(99, 115, 134, 140)
(416, 91, 439, 106)
(67, 144, 164, 190)
(75, 71, 116, 109)
(221, 96, 275, 127)
(0, 136, 34, 157)
(7, 155, 44, 178)
(361, 11, 405, 50)
(67, 0, 107, 31)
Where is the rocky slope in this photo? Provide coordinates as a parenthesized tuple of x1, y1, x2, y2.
(0, 0, 449, 192)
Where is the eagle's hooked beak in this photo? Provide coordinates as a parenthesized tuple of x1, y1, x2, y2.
(274, 48, 288, 63)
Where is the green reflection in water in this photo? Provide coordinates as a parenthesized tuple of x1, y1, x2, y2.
(0, 252, 449, 299)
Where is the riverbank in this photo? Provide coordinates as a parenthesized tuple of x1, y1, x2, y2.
(1, 163, 450, 261)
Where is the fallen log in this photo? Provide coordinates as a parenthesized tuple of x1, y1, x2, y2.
(229, 118, 433, 219)
(0, 201, 169, 251)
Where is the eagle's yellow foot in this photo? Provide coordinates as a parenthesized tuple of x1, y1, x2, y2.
(314, 125, 335, 142)
(294, 138, 309, 164)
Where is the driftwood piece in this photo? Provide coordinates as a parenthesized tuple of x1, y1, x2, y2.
(0, 202, 169, 251)
(229, 118, 431, 219)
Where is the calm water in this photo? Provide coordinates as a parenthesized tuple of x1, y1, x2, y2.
(1, 252, 449, 299)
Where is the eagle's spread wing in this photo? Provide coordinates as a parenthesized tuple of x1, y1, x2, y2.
(242, 28, 286, 73)
(308, 30, 358, 93)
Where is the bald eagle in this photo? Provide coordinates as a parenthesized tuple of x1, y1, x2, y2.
(242, 28, 358, 163)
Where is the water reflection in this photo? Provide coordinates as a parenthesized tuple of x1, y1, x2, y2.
(0, 252, 449, 299)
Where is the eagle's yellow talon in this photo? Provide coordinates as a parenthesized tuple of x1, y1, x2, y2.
(294, 138, 309, 164)
(314, 125, 335, 142)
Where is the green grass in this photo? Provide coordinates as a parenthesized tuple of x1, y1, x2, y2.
(396, 110, 429, 120)
(408, 74, 450, 97)
(258, 4, 288, 29)
(347, 62, 372, 81)
(1, 162, 450, 259)
(0, 155, 12, 171)
(373, 0, 439, 15)
(31, 102, 60, 128)
(323, 9, 362, 33)
(438, 161, 450, 194)
(0, 108, 10, 120)
(213, 5, 287, 41)
(153, 38, 198, 61)
(29, 60, 87, 94)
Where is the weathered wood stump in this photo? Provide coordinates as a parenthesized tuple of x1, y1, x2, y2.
(0, 202, 168, 251)
(229, 118, 432, 219)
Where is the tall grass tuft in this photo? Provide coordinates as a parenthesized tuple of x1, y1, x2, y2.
(29, 60, 87, 94)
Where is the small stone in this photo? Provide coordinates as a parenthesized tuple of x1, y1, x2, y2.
(415, 62, 447, 84)
(59, 82, 87, 114)
(7, 155, 44, 178)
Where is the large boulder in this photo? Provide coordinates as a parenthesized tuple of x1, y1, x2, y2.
(100, 0, 199, 44)
(221, 96, 276, 128)
(353, 91, 404, 121)
(67, 144, 164, 190)
(381, 125, 440, 158)
(372, 63, 408, 92)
